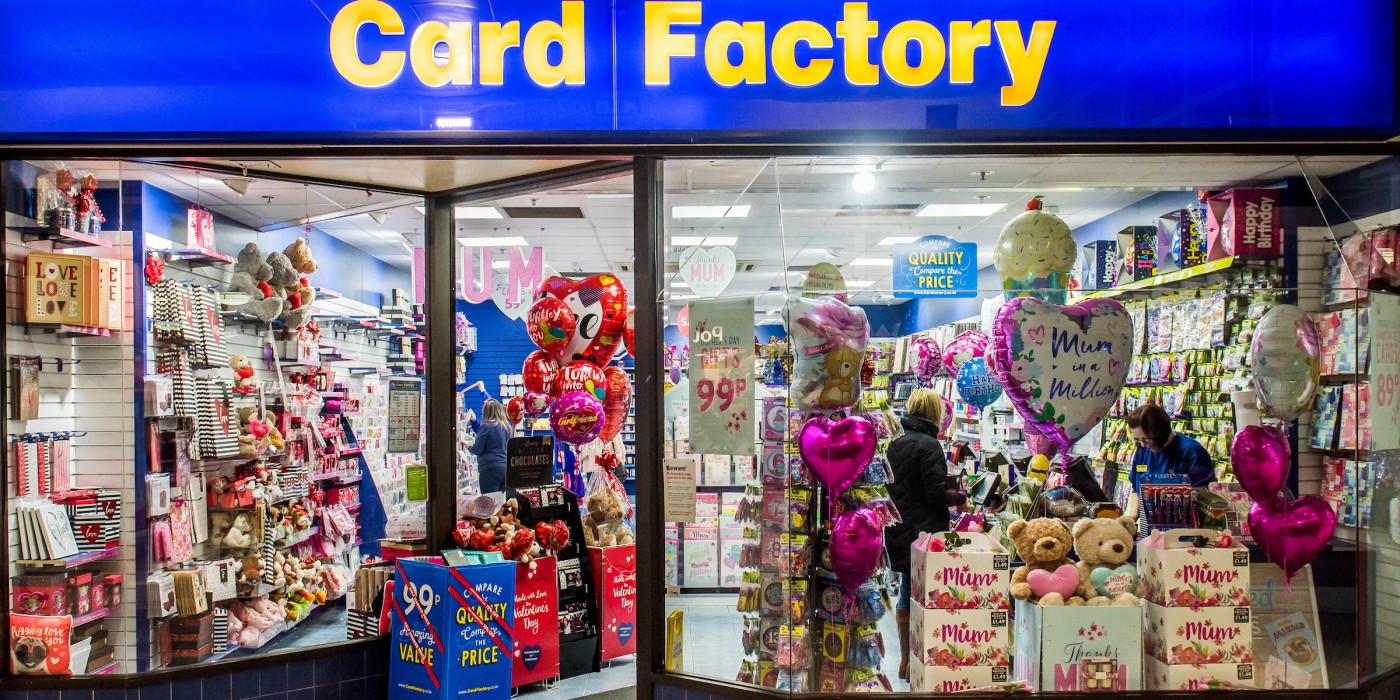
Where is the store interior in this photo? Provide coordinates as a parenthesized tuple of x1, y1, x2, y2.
(4, 153, 1399, 695)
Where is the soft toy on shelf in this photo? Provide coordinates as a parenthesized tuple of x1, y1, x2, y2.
(223, 512, 255, 549)
(1008, 517, 1083, 606)
(227, 243, 284, 322)
(1072, 515, 1141, 606)
(267, 251, 313, 328)
(229, 355, 257, 394)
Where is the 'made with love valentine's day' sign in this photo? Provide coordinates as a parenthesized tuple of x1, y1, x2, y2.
(588, 544, 638, 662)
(992, 298, 1133, 454)
(688, 298, 755, 456)
(512, 557, 559, 686)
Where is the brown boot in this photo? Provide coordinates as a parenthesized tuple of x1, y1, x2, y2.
(897, 609, 910, 680)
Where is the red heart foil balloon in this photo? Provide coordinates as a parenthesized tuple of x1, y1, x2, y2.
(830, 508, 884, 593)
(536, 274, 628, 365)
(599, 365, 633, 441)
(798, 416, 876, 504)
(1248, 495, 1337, 582)
(1230, 425, 1290, 503)
(506, 396, 525, 424)
(527, 296, 576, 358)
(556, 361, 607, 401)
(522, 350, 561, 395)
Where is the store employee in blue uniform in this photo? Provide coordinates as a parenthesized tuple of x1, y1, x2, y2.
(1127, 403, 1216, 491)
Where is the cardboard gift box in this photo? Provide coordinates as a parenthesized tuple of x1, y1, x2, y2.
(910, 532, 1011, 610)
(1138, 529, 1251, 607)
(1079, 241, 1119, 292)
(1156, 208, 1208, 273)
(1144, 600, 1253, 665)
(1012, 600, 1143, 692)
(1206, 189, 1283, 260)
(910, 602, 1009, 666)
(1145, 655, 1256, 690)
(910, 663, 1011, 693)
(1117, 225, 1158, 282)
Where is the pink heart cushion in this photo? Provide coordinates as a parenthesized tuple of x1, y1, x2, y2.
(1027, 563, 1079, 599)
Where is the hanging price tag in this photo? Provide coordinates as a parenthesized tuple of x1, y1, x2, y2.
(1371, 294, 1400, 451)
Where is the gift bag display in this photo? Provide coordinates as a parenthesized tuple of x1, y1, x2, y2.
(191, 285, 229, 369)
(151, 280, 196, 345)
(156, 349, 196, 418)
(194, 378, 241, 459)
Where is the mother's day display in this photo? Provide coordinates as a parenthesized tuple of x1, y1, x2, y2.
(991, 297, 1133, 457)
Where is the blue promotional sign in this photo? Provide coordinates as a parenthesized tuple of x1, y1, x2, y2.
(389, 558, 516, 700)
(0, 0, 1393, 139)
(893, 236, 977, 298)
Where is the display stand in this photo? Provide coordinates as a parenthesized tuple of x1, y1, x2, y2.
(588, 543, 638, 662)
(511, 486, 601, 678)
(512, 556, 561, 686)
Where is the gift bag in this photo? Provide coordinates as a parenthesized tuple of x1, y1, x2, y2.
(203, 559, 239, 602)
(194, 378, 241, 459)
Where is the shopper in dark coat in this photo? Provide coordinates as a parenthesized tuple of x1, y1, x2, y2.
(885, 388, 952, 679)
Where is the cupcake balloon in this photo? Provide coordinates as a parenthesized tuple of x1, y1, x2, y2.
(993, 196, 1077, 304)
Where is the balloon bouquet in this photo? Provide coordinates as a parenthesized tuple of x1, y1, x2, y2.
(520, 273, 635, 500)
(788, 295, 903, 642)
(1232, 304, 1332, 582)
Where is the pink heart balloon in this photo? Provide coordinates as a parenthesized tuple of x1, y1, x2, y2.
(1230, 425, 1290, 503)
(1027, 563, 1079, 600)
(830, 508, 884, 593)
(1248, 496, 1336, 582)
(799, 416, 876, 502)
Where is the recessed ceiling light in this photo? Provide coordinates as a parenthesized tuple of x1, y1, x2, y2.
(847, 258, 889, 266)
(455, 206, 504, 219)
(672, 205, 750, 219)
(877, 236, 920, 246)
(672, 236, 738, 246)
(851, 172, 876, 194)
(915, 203, 1006, 217)
(845, 280, 877, 288)
(492, 259, 512, 269)
(458, 236, 529, 246)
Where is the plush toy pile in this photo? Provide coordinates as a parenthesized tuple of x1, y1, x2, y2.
(582, 484, 635, 547)
(1007, 516, 1141, 607)
(225, 239, 318, 327)
(452, 497, 571, 570)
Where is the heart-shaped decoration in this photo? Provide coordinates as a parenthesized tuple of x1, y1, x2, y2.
(992, 297, 1132, 453)
(677, 246, 737, 298)
(1231, 425, 1291, 503)
(798, 416, 876, 502)
(16, 591, 46, 613)
(1090, 564, 1139, 597)
(521, 644, 543, 671)
(535, 274, 628, 364)
(830, 508, 884, 593)
(1027, 563, 1079, 600)
(1248, 496, 1336, 582)
(492, 273, 528, 320)
(80, 523, 101, 544)
(617, 622, 634, 646)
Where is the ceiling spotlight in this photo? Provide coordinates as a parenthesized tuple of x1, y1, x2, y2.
(851, 171, 876, 194)
(369, 211, 388, 225)
(221, 177, 252, 195)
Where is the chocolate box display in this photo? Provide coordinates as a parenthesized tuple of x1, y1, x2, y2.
(1144, 601, 1253, 665)
(11, 574, 67, 616)
(1013, 600, 1143, 692)
(910, 532, 1010, 610)
(909, 602, 1009, 666)
(1138, 529, 1251, 607)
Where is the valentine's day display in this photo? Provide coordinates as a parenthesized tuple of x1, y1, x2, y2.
(993, 197, 1077, 304)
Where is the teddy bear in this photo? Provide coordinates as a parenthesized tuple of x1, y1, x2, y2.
(282, 238, 317, 310)
(229, 355, 257, 394)
(235, 407, 260, 457)
(584, 488, 635, 547)
(1008, 517, 1084, 606)
(223, 512, 255, 549)
(267, 251, 313, 328)
(819, 346, 863, 408)
(1072, 516, 1141, 606)
(226, 243, 284, 322)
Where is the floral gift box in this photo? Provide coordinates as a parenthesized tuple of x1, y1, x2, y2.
(910, 532, 1011, 610)
(1138, 528, 1251, 607)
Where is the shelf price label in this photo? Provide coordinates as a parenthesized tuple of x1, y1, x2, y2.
(688, 298, 755, 456)
(1372, 294, 1400, 451)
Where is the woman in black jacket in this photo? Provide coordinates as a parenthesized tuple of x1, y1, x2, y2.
(886, 388, 953, 680)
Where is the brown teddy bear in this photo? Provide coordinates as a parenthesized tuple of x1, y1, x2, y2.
(820, 346, 863, 408)
(1008, 517, 1084, 606)
(1072, 516, 1141, 606)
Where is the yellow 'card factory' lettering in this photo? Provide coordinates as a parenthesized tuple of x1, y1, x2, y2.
(330, 0, 1055, 105)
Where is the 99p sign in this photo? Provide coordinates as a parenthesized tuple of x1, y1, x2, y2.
(1371, 294, 1400, 451)
(688, 299, 756, 455)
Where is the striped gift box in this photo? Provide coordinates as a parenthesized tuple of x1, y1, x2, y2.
(156, 349, 197, 418)
(346, 608, 380, 639)
(194, 379, 242, 459)
(212, 606, 231, 653)
(60, 490, 121, 551)
(191, 286, 229, 369)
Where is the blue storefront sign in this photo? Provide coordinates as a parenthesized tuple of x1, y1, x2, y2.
(0, 0, 1393, 139)
(893, 236, 977, 298)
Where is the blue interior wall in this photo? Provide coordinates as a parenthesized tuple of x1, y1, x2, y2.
(1070, 191, 1200, 245)
(457, 299, 538, 403)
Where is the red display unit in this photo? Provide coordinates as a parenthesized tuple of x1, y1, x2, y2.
(512, 557, 560, 686)
(588, 545, 637, 662)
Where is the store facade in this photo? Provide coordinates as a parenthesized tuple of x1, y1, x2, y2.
(1, 1, 1399, 700)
